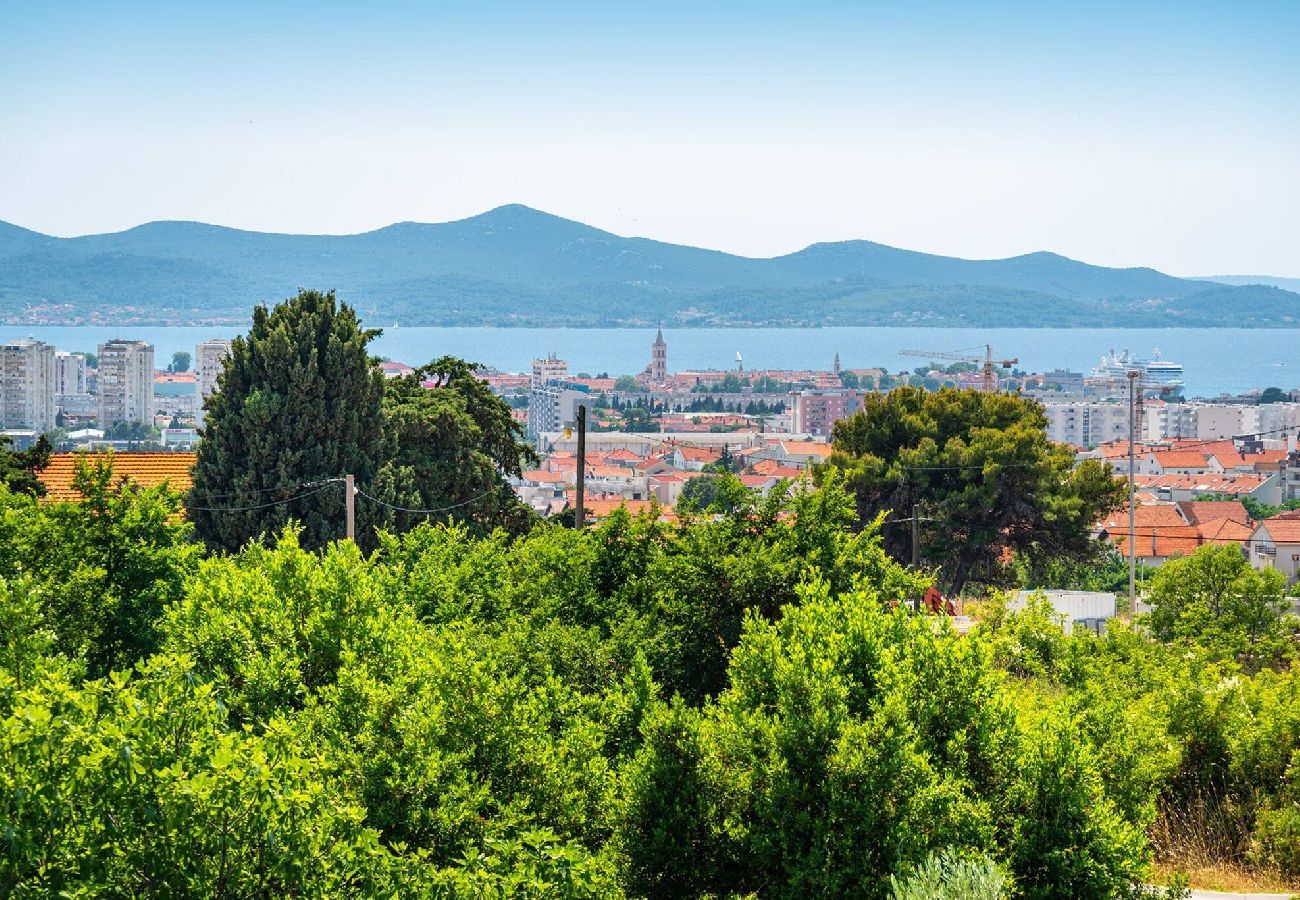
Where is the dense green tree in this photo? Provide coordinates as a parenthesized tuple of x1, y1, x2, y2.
(0, 434, 50, 497)
(614, 374, 645, 392)
(189, 290, 394, 552)
(839, 370, 861, 389)
(1259, 386, 1287, 404)
(826, 387, 1125, 594)
(169, 350, 192, 373)
(0, 454, 201, 678)
(383, 356, 537, 535)
(1144, 543, 1295, 671)
(620, 584, 1148, 898)
(103, 420, 152, 442)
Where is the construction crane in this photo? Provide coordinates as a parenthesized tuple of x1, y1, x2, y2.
(899, 345, 1019, 393)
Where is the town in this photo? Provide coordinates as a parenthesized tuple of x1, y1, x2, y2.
(6, 328, 1300, 594)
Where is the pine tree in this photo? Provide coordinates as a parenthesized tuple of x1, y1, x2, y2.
(189, 290, 393, 552)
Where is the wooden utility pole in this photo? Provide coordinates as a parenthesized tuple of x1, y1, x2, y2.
(345, 474, 355, 542)
(911, 503, 921, 568)
(575, 404, 587, 530)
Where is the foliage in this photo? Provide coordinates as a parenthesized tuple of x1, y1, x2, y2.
(10, 448, 1299, 894)
(826, 386, 1126, 594)
(383, 356, 537, 535)
(620, 584, 1148, 898)
(1259, 386, 1287, 404)
(889, 849, 1009, 900)
(0, 454, 200, 677)
(169, 349, 191, 373)
(0, 653, 428, 897)
(1015, 547, 1151, 595)
(104, 420, 154, 442)
(0, 434, 50, 497)
(1144, 544, 1296, 672)
(189, 289, 394, 552)
(613, 374, 644, 392)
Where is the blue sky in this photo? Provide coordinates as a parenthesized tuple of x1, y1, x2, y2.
(1, 1, 1297, 275)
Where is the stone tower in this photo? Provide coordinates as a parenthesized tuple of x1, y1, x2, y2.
(652, 325, 668, 383)
(833, 351, 841, 376)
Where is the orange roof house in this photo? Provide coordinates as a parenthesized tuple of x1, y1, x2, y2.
(1098, 503, 1187, 533)
(38, 452, 196, 502)
(1178, 500, 1251, 526)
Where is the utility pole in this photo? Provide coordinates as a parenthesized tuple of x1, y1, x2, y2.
(575, 404, 587, 530)
(344, 474, 355, 542)
(1127, 370, 1138, 614)
(911, 503, 921, 568)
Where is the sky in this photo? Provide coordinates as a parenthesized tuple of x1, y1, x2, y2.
(1, 1, 1297, 276)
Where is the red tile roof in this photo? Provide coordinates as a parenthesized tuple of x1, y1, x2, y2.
(1178, 500, 1250, 526)
(38, 452, 196, 503)
(1131, 473, 1271, 496)
(1149, 450, 1211, 469)
(1113, 525, 1202, 559)
(1100, 504, 1187, 531)
(1255, 519, 1300, 545)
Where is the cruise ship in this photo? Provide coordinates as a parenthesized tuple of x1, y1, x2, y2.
(1086, 350, 1185, 395)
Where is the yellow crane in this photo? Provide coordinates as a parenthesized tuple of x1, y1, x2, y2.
(899, 345, 1019, 393)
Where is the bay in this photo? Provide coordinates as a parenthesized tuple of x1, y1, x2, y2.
(0, 324, 1291, 399)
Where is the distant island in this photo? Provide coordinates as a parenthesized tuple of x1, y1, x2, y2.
(2, 204, 1297, 328)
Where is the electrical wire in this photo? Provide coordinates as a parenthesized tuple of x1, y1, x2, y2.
(187, 481, 341, 513)
(352, 484, 502, 516)
(187, 477, 342, 502)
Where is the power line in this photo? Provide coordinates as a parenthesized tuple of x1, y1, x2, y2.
(352, 485, 502, 516)
(187, 480, 341, 513)
(188, 477, 342, 502)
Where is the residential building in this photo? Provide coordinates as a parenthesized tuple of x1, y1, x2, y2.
(1249, 518, 1300, 585)
(531, 353, 568, 386)
(789, 389, 862, 438)
(527, 379, 589, 441)
(194, 338, 232, 427)
(54, 351, 88, 396)
(0, 338, 56, 433)
(97, 340, 155, 426)
(1041, 400, 1136, 448)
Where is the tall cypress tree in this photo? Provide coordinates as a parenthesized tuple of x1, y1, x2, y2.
(189, 290, 391, 552)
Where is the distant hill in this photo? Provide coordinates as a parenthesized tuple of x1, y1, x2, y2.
(2, 204, 1297, 327)
(1200, 275, 1300, 293)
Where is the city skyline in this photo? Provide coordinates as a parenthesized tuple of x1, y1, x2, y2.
(2, 2, 1298, 276)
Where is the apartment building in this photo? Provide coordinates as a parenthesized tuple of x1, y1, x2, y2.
(54, 351, 88, 396)
(194, 338, 233, 427)
(789, 389, 862, 438)
(531, 353, 568, 387)
(97, 340, 154, 426)
(527, 379, 589, 442)
(1155, 402, 1300, 441)
(1041, 400, 1141, 447)
(0, 338, 57, 433)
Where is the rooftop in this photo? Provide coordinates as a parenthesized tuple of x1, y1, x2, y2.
(38, 452, 196, 503)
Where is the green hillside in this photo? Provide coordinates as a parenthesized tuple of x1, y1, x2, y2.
(1, 204, 1295, 326)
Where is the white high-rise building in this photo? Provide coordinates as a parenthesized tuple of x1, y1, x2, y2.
(54, 351, 88, 396)
(194, 338, 233, 427)
(531, 353, 568, 387)
(97, 340, 155, 426)
(0, 339, 57, 433)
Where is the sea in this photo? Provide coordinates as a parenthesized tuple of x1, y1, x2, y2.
(1, 325, 1293, 400)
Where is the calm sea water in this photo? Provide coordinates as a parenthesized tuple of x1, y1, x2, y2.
(2, 325, 1293, 399)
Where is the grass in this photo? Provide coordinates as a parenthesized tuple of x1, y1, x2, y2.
(1151, 792, 1299, 894)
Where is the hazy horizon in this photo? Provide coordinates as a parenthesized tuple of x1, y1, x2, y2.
(3, 1, 1297, 277)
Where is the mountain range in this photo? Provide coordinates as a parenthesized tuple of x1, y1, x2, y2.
(1, 205, 1297, 327)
